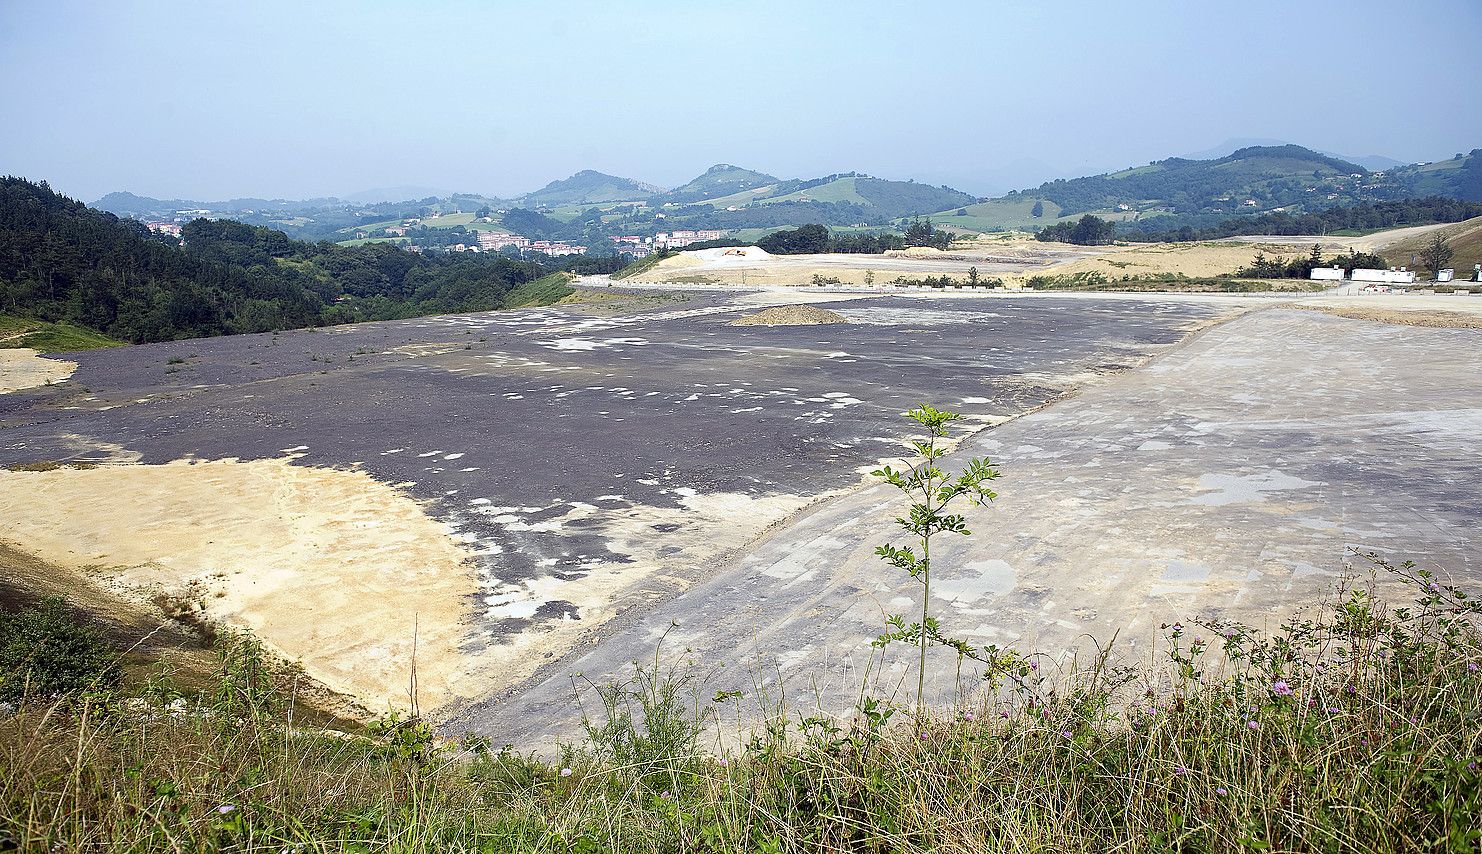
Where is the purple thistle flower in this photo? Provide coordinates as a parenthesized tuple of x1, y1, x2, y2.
(1468, 662, 1479, 673)
(1174, 765, 1188, 776)
(1060, 730, 1073, 739)
(1247, 720, 1259, 730)
(559, 767, 573, 778)
(218, 805, 235, 815)
(1271, 681, 1294, 697)
(1215, 787, 1228, 796)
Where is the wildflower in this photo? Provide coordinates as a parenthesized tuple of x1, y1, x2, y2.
(1247, 720, 1259, 730)
(1174, 765, 1188, 776)
(963, 711, 975, 722)
(999, 710, 1010, 719)
(1215, 786, 1228, 796)
(1469, 662, 1479, 673)
(559, 768, 573, 778)
(1029, 661, 1038, 671)
(660, 790, 673, 800)
(1326, 706, 1341, 713)
(718, 758, 728, 767)
(218, 805, 235, 815)
(1060, 729, 1073, 739)
(1271, 680, 1293, 697)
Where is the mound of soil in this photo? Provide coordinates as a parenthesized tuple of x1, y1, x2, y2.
(1297, 305, 1482, 329)
(730, 305, 849, 326)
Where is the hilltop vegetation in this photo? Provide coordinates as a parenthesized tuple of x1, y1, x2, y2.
(935, 146, 1482, 236)
(661, 164, 779, 203)
(1021, 145, 1369, 217)
(1122, 196, 1482, 242)
(0, 177, 573, 344)
(519, 170, 663, 207)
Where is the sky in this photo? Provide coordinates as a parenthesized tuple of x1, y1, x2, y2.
(3, 0, 1480, 202)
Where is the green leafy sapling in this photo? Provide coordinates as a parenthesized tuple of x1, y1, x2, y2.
(873, 405, 1001, 720)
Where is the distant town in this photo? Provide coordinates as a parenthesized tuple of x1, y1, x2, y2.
(146, 215, 726, 259)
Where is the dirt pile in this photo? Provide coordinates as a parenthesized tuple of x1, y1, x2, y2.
(1296, 305, 1482, 329)
(730, 305, 850, 326)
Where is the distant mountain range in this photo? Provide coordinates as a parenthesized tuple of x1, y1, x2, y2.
(929, 145, 1482, 234)
(89, 143, 1480, 246)
(1178, 138, 1407, 172)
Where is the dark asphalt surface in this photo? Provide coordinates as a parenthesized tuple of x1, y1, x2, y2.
(0, 292, 1224, 683)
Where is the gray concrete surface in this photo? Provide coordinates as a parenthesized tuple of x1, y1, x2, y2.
(0, 290, 1225, 696)
(453, 308, 1482, 746)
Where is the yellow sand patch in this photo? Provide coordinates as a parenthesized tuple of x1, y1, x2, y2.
(1023, 241, 1265, 283)
(0, 348, 76, 393)
(0, 458, 477, 714)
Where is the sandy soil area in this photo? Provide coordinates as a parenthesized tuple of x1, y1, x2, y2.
(0, 458, 479, 714)
(0, 348, 76, 393)
(1292, 305, 1482, 328)
(730, 305, 849, 326)
(629, 222, 1462, 291)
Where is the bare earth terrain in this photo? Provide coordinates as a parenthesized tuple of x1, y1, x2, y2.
(1, 291, 1223, 714)
(3, 281, 1477, 738)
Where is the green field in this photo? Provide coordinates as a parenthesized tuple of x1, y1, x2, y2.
(757, 176, 870, 207)
(921, 197, 1146, 232)
(0, 315, 124, 352)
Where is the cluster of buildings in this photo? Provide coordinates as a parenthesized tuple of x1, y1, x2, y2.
(609, 229, 725, 257)
(145, 221, 183, 237)
(462, 231, 586, 255)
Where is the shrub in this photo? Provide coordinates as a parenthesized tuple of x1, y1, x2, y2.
(0, 597, 120, 701)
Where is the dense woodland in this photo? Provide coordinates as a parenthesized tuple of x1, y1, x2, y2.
(0, 177, 593, 344)
(1119, 196, 1482, 242)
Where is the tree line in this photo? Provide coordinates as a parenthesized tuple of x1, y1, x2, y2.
(1035, 214, 1117, 245)
(0, 177, 577, 344)
(1119, 197, 1482, 243)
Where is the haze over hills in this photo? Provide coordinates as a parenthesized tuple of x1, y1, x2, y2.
(85, 143, 1480, 250)
(929, 145, 1482, 234)
(518, 170, 665, 207)
(1179, 138, 1407, 172)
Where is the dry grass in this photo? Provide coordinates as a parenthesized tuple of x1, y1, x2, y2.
(730, 305, 849, 326)
(1296, 305, 1482, 329)
(1, 557, 1477, 852)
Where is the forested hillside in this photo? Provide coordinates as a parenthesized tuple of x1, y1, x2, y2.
(1022, 145, 1368, 216)
(0, 177, 565, 344)
(1119, 196, 1482, 242)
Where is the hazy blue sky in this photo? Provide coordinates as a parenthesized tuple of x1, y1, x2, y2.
(3, 0, 1479, 202)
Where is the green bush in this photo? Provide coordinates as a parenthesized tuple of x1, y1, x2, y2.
(0, 597, 120, 700)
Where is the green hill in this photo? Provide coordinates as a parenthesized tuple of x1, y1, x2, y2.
(929, 144, 1482, 232)
(1017, 145, 1369, 217)
(662, 164, 779, 203)
(519, 171, 661, 207)
(1387, 150, 1482, 201)
(752, 176, 975, 220)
